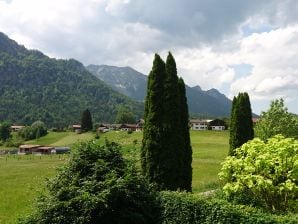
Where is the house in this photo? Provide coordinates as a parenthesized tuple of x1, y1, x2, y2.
(208, 119, 226, 131)
(119, 124, 137, 131)
(19, 145, 40, 154)
(109, 124, 122, 130)
(189, 119, 209, 130)
(36, 146, 55, 154)
(10, 125, 25, 131)
(97, 124, 110, 133)
(19, 145, 55, 154)
(72, 124, 81, 133)
(136, 119, 144, 131)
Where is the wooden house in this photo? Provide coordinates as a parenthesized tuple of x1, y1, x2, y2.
(208, 119, 226, 131)
(19, 145, 54, 154)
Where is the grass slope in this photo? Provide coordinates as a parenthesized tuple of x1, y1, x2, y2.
(25, 131, 94, 146)
(0, 130, 228, 223)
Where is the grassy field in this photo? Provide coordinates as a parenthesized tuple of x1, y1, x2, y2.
(0, 130, 229, 223)
(0, 155, 68, 224)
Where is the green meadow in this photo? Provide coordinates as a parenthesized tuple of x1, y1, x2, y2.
(0, 130, 228, 223)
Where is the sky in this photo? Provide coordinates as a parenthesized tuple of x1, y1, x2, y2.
(0, 0, 298, 114)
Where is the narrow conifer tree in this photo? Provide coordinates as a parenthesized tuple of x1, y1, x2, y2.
(229, 93, 254, 155)
(81, 109, 93, 132)
(141, 53, 192, 191)
(229, 96, 237, 154)
(141, 54, 166, 186)
(178, 78, 192, 191)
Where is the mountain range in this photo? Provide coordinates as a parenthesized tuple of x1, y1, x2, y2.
(0, 32, 232, 127)
(0, 32, 142, 127)
(86, 65, 232, 117)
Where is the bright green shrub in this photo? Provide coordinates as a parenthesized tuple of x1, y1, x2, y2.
(160, 191, 297, 224)
(219, 135, 298, 211)
(20, 140, 160, 224)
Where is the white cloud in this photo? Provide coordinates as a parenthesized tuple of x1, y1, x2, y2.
(0, 0, 298, 113)
(230, 26, 298, 102)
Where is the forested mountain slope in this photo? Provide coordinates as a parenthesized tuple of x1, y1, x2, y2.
(0, 32, 142, 127)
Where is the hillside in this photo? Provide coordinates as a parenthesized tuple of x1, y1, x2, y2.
(86, 65, 232, 117)
(0, 32, 143, 127)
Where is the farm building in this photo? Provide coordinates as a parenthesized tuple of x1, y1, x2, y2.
(19, 145, 54, 154)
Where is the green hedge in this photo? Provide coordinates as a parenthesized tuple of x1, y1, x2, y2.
(160, 192, 297, 224)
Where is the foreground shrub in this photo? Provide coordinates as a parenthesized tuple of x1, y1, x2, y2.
(219, 135, 297, 211)
(160, 191, 297, 224)
(20, 140, 160, 224)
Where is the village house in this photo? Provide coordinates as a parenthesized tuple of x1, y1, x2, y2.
(72, 124, 81, 133)
(119, 124, 138, 131)
(208, 119, 226, 131)
(189, 119, 210, 130)
(18, 145, 54, 154)
(10, 125, 25, 131)
(190, 119, 226, 131)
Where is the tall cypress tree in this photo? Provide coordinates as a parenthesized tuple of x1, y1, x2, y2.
(178, 77, 192, 191)
(81, 109, 93, 132)
(229, 93, 254, 155)
(141, 53, 192, 191)
(229, 96, 237, 154)
(161, 52, 183, 190)
(141, 54, 166, 186)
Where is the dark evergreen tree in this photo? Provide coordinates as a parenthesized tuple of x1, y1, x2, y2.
(141, 54, 166, 187)
(141, 53, 192, 191)
(178, 78, 192, 191)
(81, 109, 93, 132)
(0, 121, 11, 142)
(229, 96, 237, 154)
(160, 52, 183, 190)
(229, 93, 254, 155)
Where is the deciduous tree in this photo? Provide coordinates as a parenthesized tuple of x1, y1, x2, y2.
(255, 99, 298, 141)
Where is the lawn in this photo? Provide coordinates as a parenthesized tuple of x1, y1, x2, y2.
(0, 155, 68, 224)
(0, 130, 229, 223)
(98, 130, 229, 192)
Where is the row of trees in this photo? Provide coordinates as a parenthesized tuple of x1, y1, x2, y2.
(141, 53, 192, 191)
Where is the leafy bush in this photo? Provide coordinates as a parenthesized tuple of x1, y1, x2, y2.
(18, 121, 47, 140)
(219, 135, 297, 211)
(20, 140, 160, 224)
(160, 191, 297, 224)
